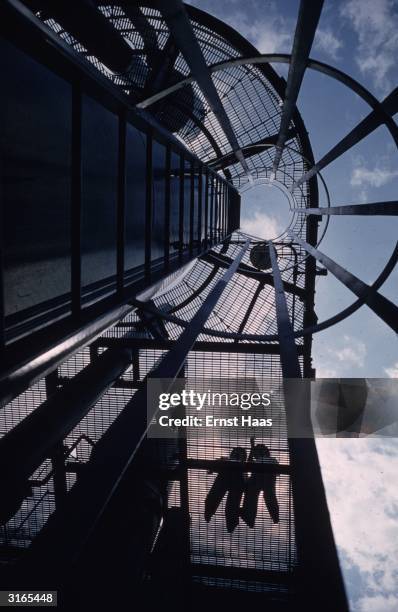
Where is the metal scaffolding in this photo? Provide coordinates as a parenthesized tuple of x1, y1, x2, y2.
(0, 1, 397, 610)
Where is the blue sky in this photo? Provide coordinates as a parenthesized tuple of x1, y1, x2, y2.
(188, 1, 398, 610)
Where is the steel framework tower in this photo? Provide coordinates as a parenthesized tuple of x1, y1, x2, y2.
(0, 1, 397, 610)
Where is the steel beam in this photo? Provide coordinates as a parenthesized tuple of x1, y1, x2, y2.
(179, 154, 185, 260)
(198, 164, 203, 251)
(175, 364, 191, 587)
(290, 232, 398, 333)
(268, 248, 347, 608)
(294, 201, 398, 216)
(20, 240, 250, 571)
(71, 85, 82, 317)
(269, 243, 302, 378)
(93, 336, 304, 355)
(204, 169, 209, 248)
(272, 0, 324, 172)
(189, 161, 194, 255)
(116, 114, 126, 294)
(123, 4, 158, 64)
(294, 87, 398, 187)
(270, 241, 348, 609)
(185, 458, 291, 475)
(145, 132, 153, 277)
(164, 145, 171, 269)
(153, 1, 251, 179)
(234, 282, 264, 341)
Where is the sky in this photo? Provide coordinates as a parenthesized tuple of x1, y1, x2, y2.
(187, 1, 398, 610)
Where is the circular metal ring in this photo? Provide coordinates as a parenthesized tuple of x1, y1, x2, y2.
(132, 236, 397, 341)
(137, 53, 398, 337)
(220, 141, 331, 273)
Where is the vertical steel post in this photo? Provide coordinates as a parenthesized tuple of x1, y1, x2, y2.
(179, 154, 185, 260)
(145, 131, 153, 279)
(71, 85, 82, 317)
(204, 168, 209, 249)
(269, 243, 301, 378)
(116, 112, 126, 296)
(198, 164, 203, 253)
(273, 0, 324, 172)
(269, 241, 348, 610)
(210, 174, 214, 246)
(189, 161, 194, 255)
(164, 145, 171, 270)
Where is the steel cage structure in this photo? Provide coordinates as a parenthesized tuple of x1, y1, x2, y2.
(0, 1, 397, 611)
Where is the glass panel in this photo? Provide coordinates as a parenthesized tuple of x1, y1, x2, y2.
(225, 186, 229, 235)
(152, 140, 166, 263)
(201, 170, 206, 245)
(125, 123, 146, 272)
(81, 95, 118, 288)
(222, 183, 226, 237)
(215, 178, 220, 242)
(170, 152, 181, 257)
(209, 174, 215, 244)
(219, 181, 224, 240)
(1, 40, 72, 318)
(183, 159, 192, 251)
(193, 162, 199, 250)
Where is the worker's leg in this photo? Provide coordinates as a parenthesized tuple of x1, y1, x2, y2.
(204, 474, 228, 522)
(263, 486, 279, 524)
(240, 477, 260, 528)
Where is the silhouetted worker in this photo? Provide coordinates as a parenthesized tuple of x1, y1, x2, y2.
(240, 438, 279, 527)
(204, 447, 247, 533)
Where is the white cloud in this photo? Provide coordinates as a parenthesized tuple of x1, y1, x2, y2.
(340, 0, 398, 93)
(240, 211, 282, 239)
(385, 361, 398, 378)
(314, 27, 343, 60)
(248, 18, 291, 54)
(357, 594, 398, 612)
(334, 335, 367, 367)
(315, 365, 338, 378)
(188, 0, 293, 55)
(215, 3, 292, 54)
(314, 335, 367, 378)
(317, 438, 398, 610)
(350, 165, 398, 189)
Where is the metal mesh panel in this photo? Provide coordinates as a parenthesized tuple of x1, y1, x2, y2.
(164, 350, 296, 594)
(0, 380, 47, 439)
(0, 468, 55, 556)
